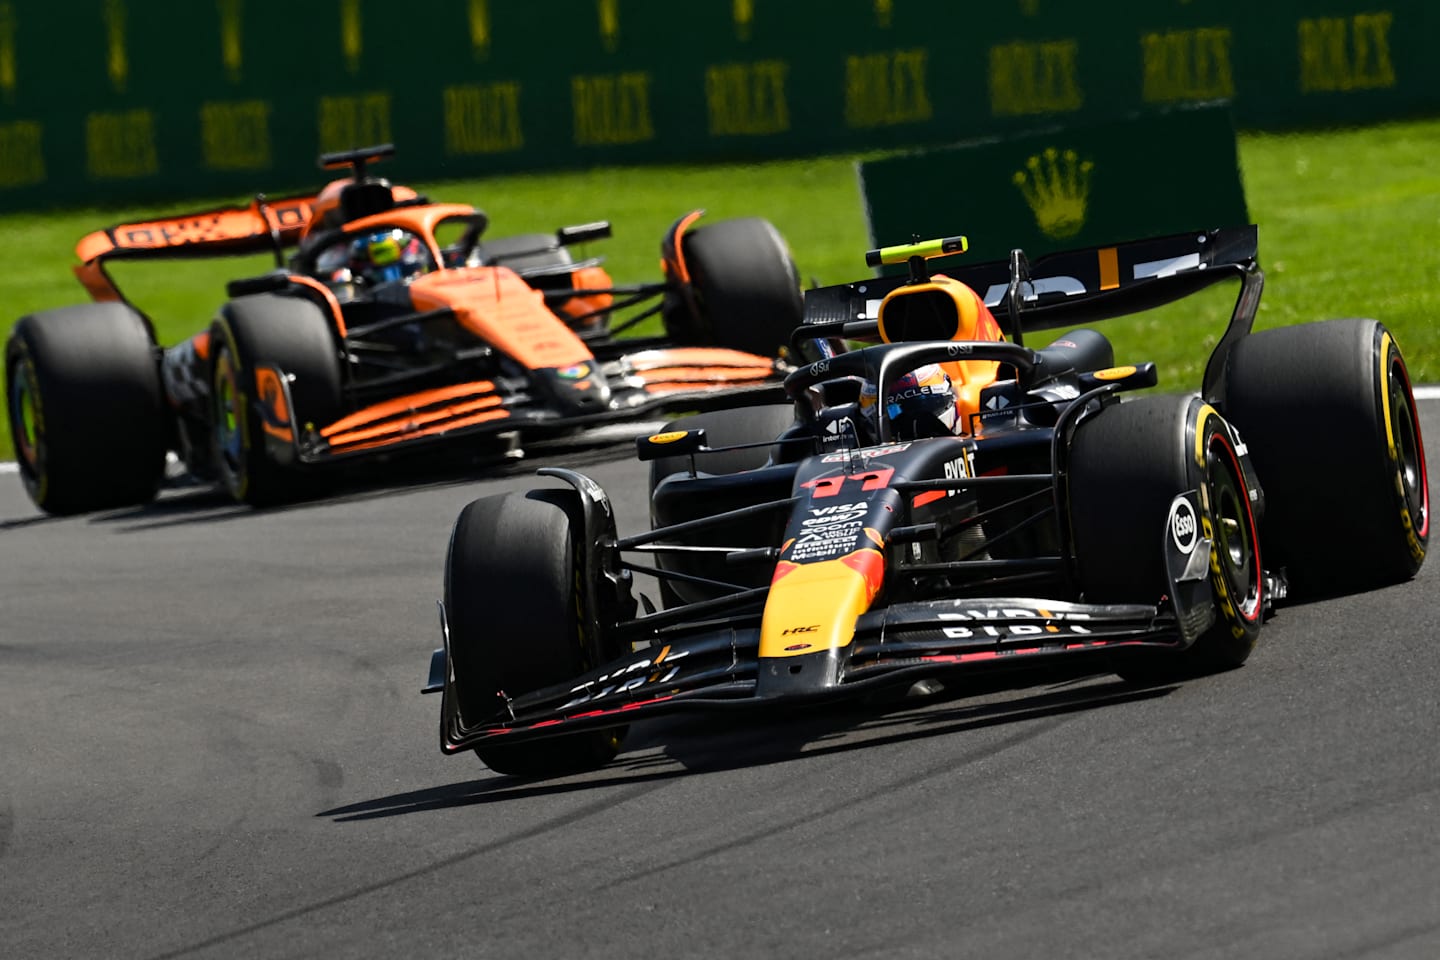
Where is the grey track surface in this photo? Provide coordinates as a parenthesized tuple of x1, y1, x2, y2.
(3, 409, 1439, 960)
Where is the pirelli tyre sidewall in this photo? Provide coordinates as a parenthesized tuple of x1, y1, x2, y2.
(5, 304, 167, 515)
(445, 488, 624, 777)
(1222, 318, 1428, 595)
(209, 294, 341, 507)
(1069, 394, 1262, 673)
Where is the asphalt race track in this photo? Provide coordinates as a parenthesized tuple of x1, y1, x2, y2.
(3, 407, 1439, 960)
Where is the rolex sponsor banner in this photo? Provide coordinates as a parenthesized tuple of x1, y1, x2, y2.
(859, 107, 1249, 264)
(0, 0, 1431, 212)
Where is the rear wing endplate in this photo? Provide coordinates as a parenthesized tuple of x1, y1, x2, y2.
(73, 193, 317, 302)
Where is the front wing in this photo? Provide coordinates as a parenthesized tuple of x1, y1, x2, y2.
(425, 596, 1185, 754)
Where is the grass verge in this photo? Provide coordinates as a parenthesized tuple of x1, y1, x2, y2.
(2, 117, 1437, 462)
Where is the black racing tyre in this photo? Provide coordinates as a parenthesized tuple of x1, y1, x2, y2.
(646, 403, 799, 500)
(445, 488, 625, 777)
(1070, 394, 1264, 678)
(5, 303, 167, 515)
(662, 218, 803, 358)
(647, 403, 798, 609)
(1222, 318, 1427, 596)
(210, 293, 342, 507)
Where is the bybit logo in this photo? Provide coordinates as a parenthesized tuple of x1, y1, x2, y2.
(1012, 147, 1093, 240)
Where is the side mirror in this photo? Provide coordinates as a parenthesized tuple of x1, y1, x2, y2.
(557, 221, 612, 246)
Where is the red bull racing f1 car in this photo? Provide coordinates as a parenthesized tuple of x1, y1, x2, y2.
(424, 224, 1428, 777)
(5, 144, 801, 513)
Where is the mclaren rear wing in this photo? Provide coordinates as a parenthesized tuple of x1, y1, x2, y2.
(73, 193, 318, 302)
(799, 224, 1262, 403)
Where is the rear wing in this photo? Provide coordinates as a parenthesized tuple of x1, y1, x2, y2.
(799, 224, 1263, 404)
(802, 225, 1258, 334)
(73, 193, 317, 302)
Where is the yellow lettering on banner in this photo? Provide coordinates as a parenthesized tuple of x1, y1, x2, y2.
(86, 109, 156, 179)
(571, 72, 654, 146)
(444, 83, 523, 155)
(0, 120, 44, 187)
(340, 0, 362, 73)
(1298, 12, 1395, 92)
(201, 100, 271, 171)
(734, 0, 754, 41)
(1141, 27, 1234, 103)
(0, 3, 16, 102)
(706, 60, 790, 136)
(845, 48, 933, 129)
(318, 93, 391, 154)
(219, 0, 243, 83)
(104, 0, 127, 93)
(468, 0, 489, 60)
(989, 39, 1082, 116)
(598, 0, 620, 52)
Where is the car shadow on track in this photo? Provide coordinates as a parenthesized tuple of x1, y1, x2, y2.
(82, 434, 644, 533)
(318, 674, 1175, 822)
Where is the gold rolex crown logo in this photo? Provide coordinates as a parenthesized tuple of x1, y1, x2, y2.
(1013, 147, 1093, 240)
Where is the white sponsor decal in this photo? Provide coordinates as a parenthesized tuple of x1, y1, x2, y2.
(820, 442, 911, 463)
(1169, 497, 1198, 554)
(791, 502, 868, 560)
(560, 648, 691, 710)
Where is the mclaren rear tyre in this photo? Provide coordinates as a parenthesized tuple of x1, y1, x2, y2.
(445, 488, 625, 778)
(1070, 394, 1264, 680)
(662, 217, 803, 359)
(1222, 318, 1427, 597)
(210, 294, 343, 507)
(5, 303, 167, 515)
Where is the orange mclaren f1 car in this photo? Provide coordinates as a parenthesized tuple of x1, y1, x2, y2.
(4, 144, 803, 513)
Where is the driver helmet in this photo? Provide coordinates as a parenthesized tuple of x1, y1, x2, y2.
(348, 228, 433, 286)
(860, 363, 960, 439)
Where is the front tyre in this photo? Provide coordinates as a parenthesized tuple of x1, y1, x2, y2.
(5, 303, 167, 515)
(1069, 395, 1263, 678)
(210, 294, 342, 507)
(445, 488, 625, 777)
(1222, 318, 1427, 596)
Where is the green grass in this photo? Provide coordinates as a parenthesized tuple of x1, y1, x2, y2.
(4, 117, 1439, 462)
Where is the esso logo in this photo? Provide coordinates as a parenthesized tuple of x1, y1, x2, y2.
(1169, 498, 1198, 554)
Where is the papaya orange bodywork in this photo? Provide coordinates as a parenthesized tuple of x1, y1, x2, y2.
(319, 381, 498, 437)
(408, 265, 594, 371)
(556, 266, 615, 324)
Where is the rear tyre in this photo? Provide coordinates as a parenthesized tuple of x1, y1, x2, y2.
(1069, 394, 1263, 679)
(647, 403, 798, 609)
(662, 218, 803, 358)
(646, 403, 798, 498)
(446, 488, 624, 777)
(210, 294, 342, 507)
(5, 303, 167, 515)
(1222, 318, 1427, 597)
